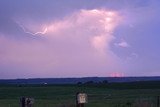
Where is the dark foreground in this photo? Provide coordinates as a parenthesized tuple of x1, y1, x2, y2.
(1, 81, 160, 107)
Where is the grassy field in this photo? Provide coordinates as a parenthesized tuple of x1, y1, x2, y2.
(0, 84, 160, 107)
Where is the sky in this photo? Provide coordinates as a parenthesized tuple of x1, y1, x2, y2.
(0, 0, 160, 79)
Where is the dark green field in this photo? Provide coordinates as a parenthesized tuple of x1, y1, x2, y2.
(1, 83, 160, 107)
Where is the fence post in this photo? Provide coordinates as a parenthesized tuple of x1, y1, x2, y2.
(157, 96, 160, 107)
(20, 97, 26, 107)
(76, 92, 80, 107)
(76, 92, 87, 107)
(20, 97, 34, 107)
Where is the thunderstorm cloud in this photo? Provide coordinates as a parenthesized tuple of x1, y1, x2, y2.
(0, 0, 160, 78)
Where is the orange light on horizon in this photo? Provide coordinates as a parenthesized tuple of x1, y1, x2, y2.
(110, 72, 124, 77)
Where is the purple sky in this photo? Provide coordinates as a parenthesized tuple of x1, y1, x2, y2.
(0, 0, 160, 79)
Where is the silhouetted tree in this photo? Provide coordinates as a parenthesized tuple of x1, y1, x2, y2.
(102, 80, 108, 84)
(77, 82, 82, 85)
(84, 81, 94, 85)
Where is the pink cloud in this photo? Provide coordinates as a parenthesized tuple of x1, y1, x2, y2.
(0, 9, 125, 78)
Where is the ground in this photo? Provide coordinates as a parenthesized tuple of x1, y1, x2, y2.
(0, 84, 160, 107)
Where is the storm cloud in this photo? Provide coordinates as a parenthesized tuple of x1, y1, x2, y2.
(0, 0, 160, 78)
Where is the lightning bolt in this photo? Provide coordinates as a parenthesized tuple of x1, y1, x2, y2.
(16, 22, 48, 36)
